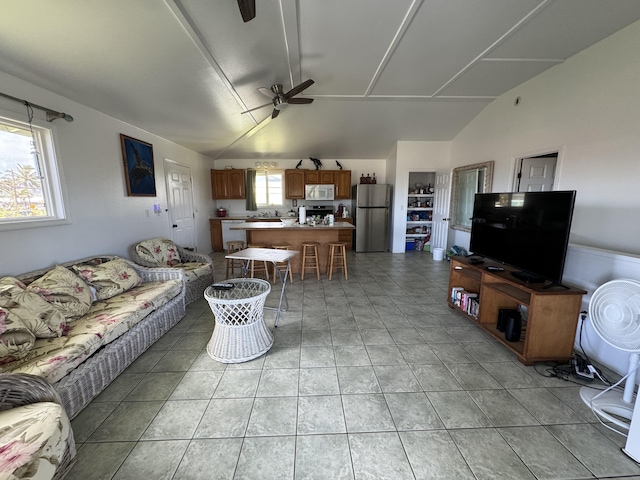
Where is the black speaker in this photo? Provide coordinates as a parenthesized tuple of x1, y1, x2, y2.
(505, 312, 522, 342)
(497, 309, 519, 332)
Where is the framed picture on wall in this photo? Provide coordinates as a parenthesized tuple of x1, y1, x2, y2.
(120, 134, 156, 196)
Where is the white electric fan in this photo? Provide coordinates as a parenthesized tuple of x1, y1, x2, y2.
(579, 278, 640, 461)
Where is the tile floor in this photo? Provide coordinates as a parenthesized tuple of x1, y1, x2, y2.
(67, 252, 640, 479)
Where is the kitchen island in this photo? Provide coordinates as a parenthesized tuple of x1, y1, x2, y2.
(231, 221, 355, 275)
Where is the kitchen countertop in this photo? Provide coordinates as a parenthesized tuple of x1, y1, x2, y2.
(230, 221, 354, 230)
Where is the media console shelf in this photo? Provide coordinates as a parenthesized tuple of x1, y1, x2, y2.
(447, 256, 586, 365)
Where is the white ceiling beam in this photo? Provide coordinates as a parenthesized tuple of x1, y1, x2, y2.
(364, 0, 424, 97)
(279, 0, 302, 90)
(432, 0, 553, 97)
(165, 0, 259, 125)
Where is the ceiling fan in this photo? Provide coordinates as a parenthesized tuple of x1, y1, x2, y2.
(237, 0, 256, 22)
(241, 80, 315, 119)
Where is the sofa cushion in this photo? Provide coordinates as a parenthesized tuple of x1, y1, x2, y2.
(72, 258, 142, 300)
(2, 279, 182, 383)
(0, 277, 66, 338)
(26, 266, 92, 320)
(0, 401, 74, 479)
(181, 262, 214, 282)
(135, 238, 182, 266)
(0, 307, 36, 360)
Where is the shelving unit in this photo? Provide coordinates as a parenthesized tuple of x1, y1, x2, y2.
(447, 256, 586, 365)
(405, 193, 433, 251)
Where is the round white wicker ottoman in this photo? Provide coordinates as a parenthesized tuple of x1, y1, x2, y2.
(204, 278, 273, 363)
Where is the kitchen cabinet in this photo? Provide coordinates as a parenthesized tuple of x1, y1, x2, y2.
(339, 217, 354, 250)
(305, 170, 334, 184)
(211, 169, 246, 199)
(447, 256, 585, 365)
(286, 169, 352, 199)
(285, 170, 305, 199)
(209, 219, 223, 251)
(334, 170, 351, 199)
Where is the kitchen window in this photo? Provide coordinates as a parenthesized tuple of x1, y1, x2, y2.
(256, 170, 283, 207)
(0, 112, 67, 230)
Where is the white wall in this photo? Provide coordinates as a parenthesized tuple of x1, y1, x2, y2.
(449, 19, 640, 256)
(0, 71, 214, 275)
(448, 20, 640, 374)
(390, 141, 451, 253)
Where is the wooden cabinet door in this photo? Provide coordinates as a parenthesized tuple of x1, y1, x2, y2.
(334, 170, 352, 199)
(211, 170, 229, 199)
(228, 169, 246, 199)
(305, 170, 320, 184)
(285, 170, 305, 199)
(319, 171, 334, 184)
(210, 219, 223, 251)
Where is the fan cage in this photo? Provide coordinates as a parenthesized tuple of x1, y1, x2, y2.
(589, 279, 640, 352)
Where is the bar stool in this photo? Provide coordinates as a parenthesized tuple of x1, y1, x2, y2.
(225, 240, 245, 278)
(327, 242, 348, 280)
(247, 244, 270, 280)
(271, 245, 294, 284)
(300, 242, 321, 280)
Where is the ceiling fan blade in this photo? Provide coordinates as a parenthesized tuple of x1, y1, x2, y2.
(237, 0, 256, 22)
(284, 79, 314, 98)
(287, 98, 313, 105)
(271, 108, 280, 119)
(258, 87, 276, 99)
(241, 101, 272, 114)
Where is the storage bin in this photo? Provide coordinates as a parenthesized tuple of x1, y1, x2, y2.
(405, 241, 415, 251)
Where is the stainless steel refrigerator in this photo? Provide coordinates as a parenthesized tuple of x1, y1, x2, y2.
(352, 184, 391, 252)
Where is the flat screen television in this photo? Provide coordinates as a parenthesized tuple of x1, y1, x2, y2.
(469, 191, 576, 284)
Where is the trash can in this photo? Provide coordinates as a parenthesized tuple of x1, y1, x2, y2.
(204, 278, 272, 363)
(432, 247, 445, 261)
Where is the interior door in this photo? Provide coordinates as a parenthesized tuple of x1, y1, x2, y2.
(432, 170, 450, 250)
(515, 155, 557, 192)
(165, 159, 196, 249)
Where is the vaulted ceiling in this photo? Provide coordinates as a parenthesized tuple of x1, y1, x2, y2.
(1, 0, 639, 160)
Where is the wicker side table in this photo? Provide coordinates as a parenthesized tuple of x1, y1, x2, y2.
(204, 278, 272, 363)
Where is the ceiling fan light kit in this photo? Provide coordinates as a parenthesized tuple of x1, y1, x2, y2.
(241, 80, 314, 119)
(579, 278, 640, 462)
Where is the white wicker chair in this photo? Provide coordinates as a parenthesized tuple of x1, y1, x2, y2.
(129, 237, 213, 305)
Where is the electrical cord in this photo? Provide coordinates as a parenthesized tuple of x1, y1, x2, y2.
(575, 311, 611, 385)
(582, 361, 640, 437)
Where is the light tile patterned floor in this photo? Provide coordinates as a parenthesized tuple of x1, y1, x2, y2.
(67, 252, 640, 479)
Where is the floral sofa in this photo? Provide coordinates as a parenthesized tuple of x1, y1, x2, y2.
(0, 373, 75, 480)
(0, 256, 186, 421)
(128, 238, 213, 305)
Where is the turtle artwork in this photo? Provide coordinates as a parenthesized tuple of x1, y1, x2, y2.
(120, 134, 156, 196)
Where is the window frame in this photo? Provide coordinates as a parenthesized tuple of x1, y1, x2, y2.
(0, 109, 69, 231)
(255, 169, 284, 207)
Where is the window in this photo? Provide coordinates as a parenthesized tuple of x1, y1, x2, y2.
(255, 170, 283, 207)
(0, 112, 67, 230)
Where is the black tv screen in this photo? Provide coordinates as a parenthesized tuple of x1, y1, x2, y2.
(469, 191, 576, 284)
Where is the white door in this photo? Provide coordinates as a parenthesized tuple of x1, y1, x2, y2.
(432, 170, 450, 250)
(165, 159, 196, 249)
(515, 155, 556, 192)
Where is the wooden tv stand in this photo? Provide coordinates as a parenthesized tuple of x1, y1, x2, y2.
(447, 257, 586, 365)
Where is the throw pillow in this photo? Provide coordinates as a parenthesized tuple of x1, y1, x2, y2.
(72, 258, 142, 300)
(0, 306, 36, 360)
(0, 277, 66, 337)
(26, 266, 92, 320)
(135, 238, 182, 266)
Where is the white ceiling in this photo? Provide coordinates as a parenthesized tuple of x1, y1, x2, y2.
(0, 0, 638, 160)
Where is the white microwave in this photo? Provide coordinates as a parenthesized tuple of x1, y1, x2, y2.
(305, 184, 335, 201)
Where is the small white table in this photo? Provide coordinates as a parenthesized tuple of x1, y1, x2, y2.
(224, 247, 299, 327)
